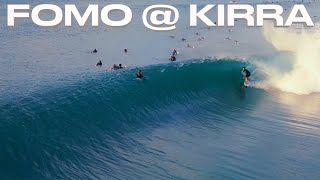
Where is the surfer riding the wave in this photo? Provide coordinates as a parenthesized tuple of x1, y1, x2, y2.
(242, 67, 251, 85)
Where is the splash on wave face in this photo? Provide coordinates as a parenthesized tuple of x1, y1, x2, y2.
(261, 23, 320, 95)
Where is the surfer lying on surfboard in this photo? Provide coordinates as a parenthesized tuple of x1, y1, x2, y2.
(112, 64, 124, 70)
(242, 67, 251, 84)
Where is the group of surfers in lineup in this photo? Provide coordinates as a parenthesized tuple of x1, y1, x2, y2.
(92, 48, 179, 79)
(92, 48, 251, 84)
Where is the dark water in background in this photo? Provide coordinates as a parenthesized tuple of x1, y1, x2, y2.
(1, 60, 320, 179)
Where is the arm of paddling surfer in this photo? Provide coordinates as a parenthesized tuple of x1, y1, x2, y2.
(242, 67, 251, 84)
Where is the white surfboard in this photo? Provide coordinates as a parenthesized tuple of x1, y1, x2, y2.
(135, 76, 147, 81)
(244, 81, 250, 87)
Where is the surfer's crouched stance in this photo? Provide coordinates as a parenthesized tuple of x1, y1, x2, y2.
(242, 67, 251, 84)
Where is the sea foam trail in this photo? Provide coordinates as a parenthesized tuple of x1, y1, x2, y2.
(262, 23, 320, 94)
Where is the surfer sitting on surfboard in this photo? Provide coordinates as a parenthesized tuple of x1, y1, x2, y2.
(96, 60, 102, 66)
(91, 49, 98, 53)
(169, 48, 178, 61)
(242, 67, 251, 84)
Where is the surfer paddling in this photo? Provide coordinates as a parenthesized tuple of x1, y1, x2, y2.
(136, 69, 144, 78)
(111, 64, 124, 70)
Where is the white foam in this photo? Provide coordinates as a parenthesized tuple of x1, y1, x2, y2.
(262, 23, 320, 94)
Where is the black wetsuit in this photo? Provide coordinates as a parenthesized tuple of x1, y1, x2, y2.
(243, 69, 251, 77)
(172, 50, 177, 56)
(96, 61, 102, 66)
(137, 73, 143, 78)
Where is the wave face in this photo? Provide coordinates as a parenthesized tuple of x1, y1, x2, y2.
(1, 59, 320, 179)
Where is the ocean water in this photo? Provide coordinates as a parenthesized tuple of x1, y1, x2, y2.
(1, 0, 320, 179)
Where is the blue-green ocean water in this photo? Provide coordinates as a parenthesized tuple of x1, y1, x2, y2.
(1, 60, 320, 179)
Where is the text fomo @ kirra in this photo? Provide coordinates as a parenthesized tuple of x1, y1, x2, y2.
(6, 4, 315, 31)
